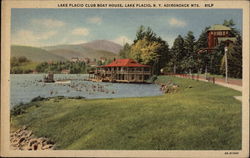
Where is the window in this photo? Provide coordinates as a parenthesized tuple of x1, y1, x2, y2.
(144, 75, 149, 80)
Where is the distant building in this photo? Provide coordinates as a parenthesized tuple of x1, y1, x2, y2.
(93, 59, 152, 83)
(207, 24, 236, 48)
(100, 57, 107, 64)
(61, 69, 70, 74)
(70, 57, 79, 63)
(89, 61, 97, 67)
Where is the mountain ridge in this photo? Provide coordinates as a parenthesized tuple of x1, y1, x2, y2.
(11, 40, 121, 62)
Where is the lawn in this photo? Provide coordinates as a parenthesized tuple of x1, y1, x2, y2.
(10, 76, 242, 150)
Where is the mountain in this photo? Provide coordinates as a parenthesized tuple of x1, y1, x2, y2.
(11, 45, 66, 62)
(43, 40, 120, 60)
(81, 40, 122, 54)
(11, 40, 121, 62)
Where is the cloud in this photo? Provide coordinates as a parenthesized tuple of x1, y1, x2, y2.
(168, 18, 186, 27)
(72, 28, 89, 36)
(31, 19, 65, 28)
(12, 29, 58, 46)
(112, 36, 132, 45)
(87, 17, 102, 24)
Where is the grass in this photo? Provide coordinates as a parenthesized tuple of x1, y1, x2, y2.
(10, 76, 242, 150)
(193, 73, 242, 80)
(17, 62, 39, 70)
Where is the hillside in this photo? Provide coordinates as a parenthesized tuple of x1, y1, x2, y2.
(11, 45, 66, 62)
(43, 42, 119, 60)
(81, 40, 122, 54)
(11, 40, 120, 62)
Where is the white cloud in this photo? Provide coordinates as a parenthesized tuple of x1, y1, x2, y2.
(12, 29, 58, 46)
(87, 17, 102, 24)
(169, 18, 186, 27)
(112, 36, 132, 45)
(31, 19, 65, 28)
(72, 28, 89, 36)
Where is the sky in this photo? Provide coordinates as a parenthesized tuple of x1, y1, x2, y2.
(11, 9, 242, 47)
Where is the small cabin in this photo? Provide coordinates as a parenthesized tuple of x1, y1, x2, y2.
(93, 59, 152, 83)
(207, 24, 236, 48)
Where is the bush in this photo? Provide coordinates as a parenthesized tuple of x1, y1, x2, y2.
(31, 96, 46, 102)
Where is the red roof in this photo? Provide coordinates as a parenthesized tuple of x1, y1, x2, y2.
(98, 59, 150, 68)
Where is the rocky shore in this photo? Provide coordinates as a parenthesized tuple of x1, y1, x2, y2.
(160, 83, 179, 93)
(10, 126, 55, 150)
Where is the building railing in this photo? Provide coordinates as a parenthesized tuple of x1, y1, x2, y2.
(95, 70, 151, 74)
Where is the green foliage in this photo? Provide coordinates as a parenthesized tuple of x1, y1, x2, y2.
(119, 43, 131, 59)
(165, 19, 242, 79)
(10, 56, 38, 74)
(11, 76, 241, 150)
(130, 38, 161, 65)
(167, 31, 197, 74)
(35, 61, 88, 74)
(220, 36, 242, 78)
(168, 35, 185, 73)
(129, 25, 170, 75)
(182, 31, 197, 73)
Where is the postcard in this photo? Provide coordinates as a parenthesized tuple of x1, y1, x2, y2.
(1, 0, 249, 157)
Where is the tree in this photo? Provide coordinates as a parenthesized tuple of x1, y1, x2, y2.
(220, 36, 242, 78)
(220, 19, 242, 78)
(119, 43, 131, 59)
(18, 56, 29, 63)
(195, 27, 211, 74)
(223, 19, 235, 28)
(10, 57, 19, 67)
(182, 31, 197, 73)
(169, 35, 185, 73)
(131, 25, 170, 74)
(130, 38, 161, 65)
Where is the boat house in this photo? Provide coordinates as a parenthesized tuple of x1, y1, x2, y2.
(92, 59, 152, 83)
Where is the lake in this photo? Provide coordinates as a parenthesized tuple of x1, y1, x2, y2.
(10, 74, 163, 108)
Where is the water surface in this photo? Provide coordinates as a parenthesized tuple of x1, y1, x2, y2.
(11, 74, 163, 108)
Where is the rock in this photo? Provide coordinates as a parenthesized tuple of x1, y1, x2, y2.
(28, 139, 37, 147)
(10, 128, 55, 150)
(18, 137, 26, 143)
(172, 85, 178, 89)
(32, 143, 38, 150)
(42, 144, 53, 150)
(37, 138, 44, 143)
(22, 125, 27, 130)
(37, 143, 43, 150)
(27, 131, 33, 137)
(16, 128, 21, 133)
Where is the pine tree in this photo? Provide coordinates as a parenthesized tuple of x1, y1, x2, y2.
(119, 43, 131, 59)
(183, 31, 196, 73)
(169, 35, 185, 73)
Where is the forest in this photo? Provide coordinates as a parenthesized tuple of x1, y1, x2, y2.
(119, 19, 242, 78)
